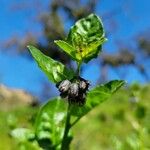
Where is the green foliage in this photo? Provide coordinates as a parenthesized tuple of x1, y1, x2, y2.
(2, 84, 150, 149)
(11, 128, 35, 142)
(12, 14, 125, 150)
(11, 128, 40, 150)
(0, 106, 39, 150)
(71, 85, 150, 150)
(35, 98, 67, 150)
(54, 40, 78, 61)
(28, 45, 74, 83)
(70, 80, 125, 118)
(55, 14, 107, 63)
(32, 80, 124, 149)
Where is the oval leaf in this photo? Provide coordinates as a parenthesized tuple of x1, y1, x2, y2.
(54, 40, 79, 61)
(70, 80, 125, 118)
(35, 97, 67, 149)
(67, 13, 107, 63)
(27, 45, 74, 83)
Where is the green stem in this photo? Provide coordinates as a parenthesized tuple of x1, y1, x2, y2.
(61, 62, 82, 150)
(61, 104, 71, 150)
(76, 62, 81, 77)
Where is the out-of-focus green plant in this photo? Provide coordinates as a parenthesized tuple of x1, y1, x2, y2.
(11, 14, 124, 150)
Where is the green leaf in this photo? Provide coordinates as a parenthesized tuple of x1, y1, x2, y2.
(11, 128, 35, 142)
(70, 80, 125, 118)
(66, 13, 107, 63)
(83, 37, 107, 63)
(11, 128, 41, 150)
(27, 45, 74, 83)
(35, 97, 68, 149)
(54, 40, 80, 61)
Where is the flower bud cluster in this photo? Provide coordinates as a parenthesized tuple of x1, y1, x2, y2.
(56, 77, 90, 106)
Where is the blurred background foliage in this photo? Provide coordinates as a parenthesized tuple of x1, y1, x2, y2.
(1, 84, 150, 149)
(0, 0, 150, 149)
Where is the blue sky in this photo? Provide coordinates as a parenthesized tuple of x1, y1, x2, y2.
(0, 0, 150, 99)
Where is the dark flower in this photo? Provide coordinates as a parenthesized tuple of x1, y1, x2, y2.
(56, 77, 90, 106)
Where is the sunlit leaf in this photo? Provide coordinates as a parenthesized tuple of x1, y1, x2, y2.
(66, 13, 107, 63)
(11, 128, 40, 150)
(28, 45, 74, 83)
(70, 80, 125, 118)
(11, 128, 35, 142)
(54, 40, 80, 61)
(34, 97, 68, 149)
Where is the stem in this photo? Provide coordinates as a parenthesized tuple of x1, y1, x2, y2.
(61, 104, 71, 150)
(76, 62, 81, 77)
(61, 62, 82, 150)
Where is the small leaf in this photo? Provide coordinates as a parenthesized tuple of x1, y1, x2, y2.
(27, 45, 74, 83)
(70, 80, 125, 118)
(66, 13, 107, 63)
(54, 40, 80, 61)
(35, 97, 67, 149)
(83, 37, 107, 63)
